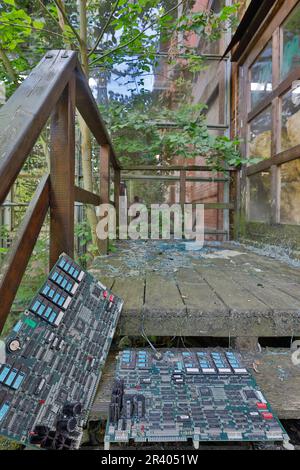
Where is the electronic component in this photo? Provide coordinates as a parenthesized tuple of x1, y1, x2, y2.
(0, 253, 123, 449)
(105, 349, 288, 449)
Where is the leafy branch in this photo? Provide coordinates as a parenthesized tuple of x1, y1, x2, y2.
(88, 0, 121, 57)
(89, 1, 183, 66)
(53, 0, 82, 46)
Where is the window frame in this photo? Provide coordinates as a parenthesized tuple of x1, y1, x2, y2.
(239, 0, 300, 225)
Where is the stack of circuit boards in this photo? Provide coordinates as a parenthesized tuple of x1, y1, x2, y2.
(105, 349, 288, 449)
(0, 254, 123, 449)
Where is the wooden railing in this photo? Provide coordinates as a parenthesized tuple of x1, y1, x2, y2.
(0, 50, 121, 331)
(0, 50, 238, 332)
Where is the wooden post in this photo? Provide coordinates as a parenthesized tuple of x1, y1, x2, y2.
(99, 144, 110, 254)
(271, 95, 280, 224)
(180, 170, 186, 238)
(114, 168, 120, 238)
(49, 78, 75, 268)
(180, 170, 186, 209)
(0, 176, 50, 332)
(270, 29, 281, 225)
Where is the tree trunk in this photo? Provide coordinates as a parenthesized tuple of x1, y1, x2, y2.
(78, 0, 101, 251)
(0, 49, 18, 86)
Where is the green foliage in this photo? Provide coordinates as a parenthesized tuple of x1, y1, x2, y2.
(75, 220, 99, 266)
(0, 0, 248, 268)
(0, 7, 32, 51)
(0, 436, 23, 450)
(177, 4, 239, 41)
(103, 100, 249, 171)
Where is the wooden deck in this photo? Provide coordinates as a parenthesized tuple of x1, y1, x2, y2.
(90, 240, 300, 338)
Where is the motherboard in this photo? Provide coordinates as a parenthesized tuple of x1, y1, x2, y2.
(0, 254, 123, 449)
(105, 349, 288, 449)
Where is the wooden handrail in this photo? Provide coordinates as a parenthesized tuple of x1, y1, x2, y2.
(0, 50, 121, 206)
(0, 51, 77, 205)
(0, 174, 50, 331)
(74, 185, 101, 206)
(121, 165, 237, 172)
(0, 50, 120, 331)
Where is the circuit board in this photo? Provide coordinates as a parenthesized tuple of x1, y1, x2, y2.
(0, 254, 123, 449)
(105, 349, 288, 449)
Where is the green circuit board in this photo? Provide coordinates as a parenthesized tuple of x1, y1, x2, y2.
(105, 349, 288, 449)
(0, 254, 123, 449)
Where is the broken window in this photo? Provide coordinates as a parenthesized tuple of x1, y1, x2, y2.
(281, 3, 300, 80)
(281, 83, 300, 151)
(280, 160, 300, 225)
(249, 107, 272, 160)
(250, 41, 272, 109)
(248, 171, 271, 223)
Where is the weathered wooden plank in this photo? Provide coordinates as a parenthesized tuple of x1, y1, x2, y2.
(75, 64, 119, 170)
(112, 277, 145, 335)
(196, 268, 273, 337)
(227, 271, 300, 336)
(142, 274, 186, 336)
(89, 242, 300, 337)
(0, 175, 50, 332)
(74, 185, 100, 206)
(196, 268, 268, 313)
(49, 78, 75, 268)
(0, 50, 77, 205)
(89, 351, 118, 420)
(178, 281, 229, 336)
(227, 251, 300, 285)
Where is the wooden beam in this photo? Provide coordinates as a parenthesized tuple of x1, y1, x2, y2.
(121, 165, 236, 172)
(121, 174, 229, 182)
(152, 122, 228, 130)
(74, 185, 100, 206)
(0, 175, 50, 332)
(75, 64, 120, 170)
(231, 0, 290, 64)
(114, 168, 121, 238)
(203, 203, 234, 210)
(99, 144, 110, 254)
(49, 78, 76, 268)
(246, 144, 300, 176)
(0, 50, 77, 205)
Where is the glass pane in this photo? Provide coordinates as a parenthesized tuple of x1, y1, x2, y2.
(198, 1, 228, 56)
(192, 59, 226, 125)
(280, 160, 300, 224)
(281, 4, 300, 80)
(249, 107, 272, 160)
(249, 172, 271, 222)
(281, 83, 300, 151)
(250, 41, 272, 109)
